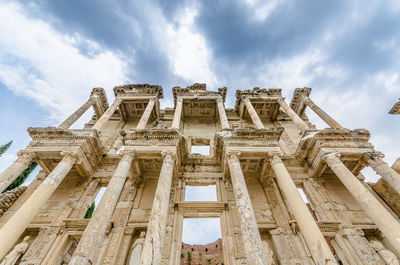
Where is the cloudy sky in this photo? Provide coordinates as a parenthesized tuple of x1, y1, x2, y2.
(1, 0, 400, 243)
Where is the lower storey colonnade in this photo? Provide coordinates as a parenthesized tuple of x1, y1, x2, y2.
(0, 150, 400, 264)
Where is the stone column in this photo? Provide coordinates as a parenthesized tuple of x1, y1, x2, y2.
(301, 95, 343, 129)
(278, 97, 308, 131)
(69, 151, 135, 265)
(226, 151, 269, 265)
(136, 98, 157, 129)
(323, 152, 400, 255)
(0, 150, 35, 193)
(171, 98, 183, 129)
(269, 154, 337, 265)
(58, 98, 93, 129)
(0, 151, 78, 260)
(141, 151, 176, 265)
(243, 97, 264, 129)
(217, 97, 230, 130)
(363, 152, 400, 195)
(92, 97, 122, 130)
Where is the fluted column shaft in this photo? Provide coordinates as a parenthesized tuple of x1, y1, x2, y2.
(92, 97, 122, 130)
(141, 152, 176, 265)
(58, 98, 93, 129)
(0, 151, 35, 192)
(278, 97, 308, 131)
(243, 98, 264, 129)
(323, 152, 400, 255)
(217, 97, 230, 130)
(69, 151, 135, 265)
(301, 96, 342, 129)
(0, 152, 77, 260)
(226, 151, 268, 265)
(171, 98, 183, 129)
(136, 98, 156, 129)
(364, 152, 400, 195)
(269, 154, 337, 265)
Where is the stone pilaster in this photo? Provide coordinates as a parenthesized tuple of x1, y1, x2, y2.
(362, 152, 400, 195)
(243, 97, 264, 129)
(226, 151, 269, 265)
(171, 98, 183, 129)
(58, 98, 93, 129)
(69, 151, 135, 265)
(0, 151, 78, 260)
(301, 95, 342, 129)
(136, 98, 157, 129)
(269, 154, 337, 265)
(140, 151, 176, 265)
(217, 97, 230, 130)
(323, 152, 400, 256)
(278, 97, 308, 131)
(92, 97, 122, 130)
(0, 150, 35, 193)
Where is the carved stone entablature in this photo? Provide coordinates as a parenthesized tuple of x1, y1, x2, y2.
(122, 129, 184, 165)
(289, 87, 311, 117)
(90, 87, 109, 117)
(235, 88, 282, 121)
(113, 84, 164, 99)
(26, 127, 104, 175)
(219, 127, 283, 153)
(172, 83, 226, 106)
(295, 128, 374, 177)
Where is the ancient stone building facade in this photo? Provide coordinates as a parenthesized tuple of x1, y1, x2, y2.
(0, 84, 400, 265)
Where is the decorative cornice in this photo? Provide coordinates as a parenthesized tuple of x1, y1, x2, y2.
(234, 87, 282, 111)
(28, 127, 100, 139)
(122, 128, 183, 140)
(172, 83, 226, 105)
(289, 87, 311, 115)
(91, 87, 109, 110)
(113, 84, 164, 98)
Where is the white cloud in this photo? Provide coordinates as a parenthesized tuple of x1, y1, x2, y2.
(244, 0, 280, 21)
(141, 3, 218, 89)
(0, 1, 130, 123)
(182, 218, 221, 244)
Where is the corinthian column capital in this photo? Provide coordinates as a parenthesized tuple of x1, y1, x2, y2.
(161, 151, 176, 162)
(119, 149, 136, 159)
(321, 151, 341, 163)
(16, 150, 36, 164)
(361, 151, 385, 166)
(266, 152, 282, 165)
(60, 151, 80, 163)
(225, 151, 241, 162)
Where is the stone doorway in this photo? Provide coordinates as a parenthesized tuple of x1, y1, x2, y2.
(180, 218, 224, 265)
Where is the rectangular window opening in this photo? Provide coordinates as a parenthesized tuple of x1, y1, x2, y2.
(185, 185, 217, 201)
(190, 145, 210, 156)
(297, 187, 309, 203)
(84, 187, 106, 219)
(181, 218, 223, 264)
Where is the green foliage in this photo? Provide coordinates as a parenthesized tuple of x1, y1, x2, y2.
(187, 251, 192, 265)
(0, 140, 12, 157)
(180, 252, 185, 258)
(84, 202, 95, 219)
(207, 258, 212, 264)
(3, 162, 37, 193)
